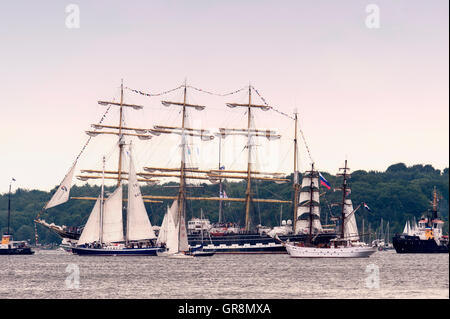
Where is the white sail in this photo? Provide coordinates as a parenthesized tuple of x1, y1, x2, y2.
(126, 155, 156, 241)
(343, 199, 359, 240)
(301, 175, 319, 189)
(102, 186, 124, 243)
(156, 206, 169, 246)
(402, 221, 408, 234)
(297, 205, 320, 216)
(178, 213, 189, 252)
(77, 197, 101, 245)
(412, 218, 418, 235)
(298, 189, 320, 206)
(403, 220, 413, 235)
(407, 221, 414, 236)
(168, 199, 179, 227)
(295, 173, 322, 234)
(166, 208, 179, 254)
(295, 219, 323, 234)
(45, 163, 76, 209)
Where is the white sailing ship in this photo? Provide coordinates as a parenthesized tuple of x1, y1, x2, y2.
(35, 80, 162, 255)
(71, 145, 161, 255)
(283, 160, 377, 258)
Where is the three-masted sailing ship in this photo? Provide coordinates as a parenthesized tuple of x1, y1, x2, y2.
(282, 160, 377, 258)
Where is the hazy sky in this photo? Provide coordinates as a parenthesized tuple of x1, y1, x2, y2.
(1, 0, 448, 194)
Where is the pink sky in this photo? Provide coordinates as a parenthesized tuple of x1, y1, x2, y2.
(0, 0, 448, 193)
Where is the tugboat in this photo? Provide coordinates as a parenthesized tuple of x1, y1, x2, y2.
(0, 235, 34, 255)
(1, 178, 34, 255)
(393, 187, 449, 254)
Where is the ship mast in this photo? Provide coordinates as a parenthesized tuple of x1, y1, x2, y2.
(338, 160, 350, 239)
(158, 80, 208, 251)
(99, 156, 105, 244)
(432, 186, 438, 221)
(7, 178, 15, 235)
(292, 112, 300, 232)
(178, 83, 188, 250)
(137, 84, 291, 228)
(224, 85, 282, 232)
(75, 81, 164, 199)
(218, 134, 223, 223)
(308, 163, 315, 244)
(244, 85, 253, 232)
(117, 80, 125, 186)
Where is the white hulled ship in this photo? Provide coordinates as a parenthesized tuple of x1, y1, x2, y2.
(282, 160, 377, 258)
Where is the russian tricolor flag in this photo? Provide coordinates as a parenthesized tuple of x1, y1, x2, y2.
(319, 172, 331, 190)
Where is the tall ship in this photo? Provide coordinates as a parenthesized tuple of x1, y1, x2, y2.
(36, 81, 163, 255)
(35, 81, 337, 254)
(71, 148, 162, 256)
(179, 87, 336, 253)
(393, 188, 449, 254)
(281, 160, 377, 258)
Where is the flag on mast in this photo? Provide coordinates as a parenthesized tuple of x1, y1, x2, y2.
(318, 172, 331, 190)
(363, 202, 372, 212)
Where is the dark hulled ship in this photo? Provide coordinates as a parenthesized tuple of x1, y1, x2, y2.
(0, 235, 34, 255)
(393, 188, 448, 254)
(1, 179, 34, 255)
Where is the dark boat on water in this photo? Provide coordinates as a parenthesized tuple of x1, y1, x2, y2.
(393, 188, 449, 254)
(71, 243, 162, 256)
(0, 235, 34, 255)
(188, 231, 335, 254)
(1, 178, 34, 255)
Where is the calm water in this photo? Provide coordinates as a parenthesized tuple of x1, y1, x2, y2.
(0, 249, 448, 299)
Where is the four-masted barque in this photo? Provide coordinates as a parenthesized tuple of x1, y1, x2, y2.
(34, 81, 340, 254)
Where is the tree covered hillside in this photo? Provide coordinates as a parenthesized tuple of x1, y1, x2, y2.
(1, 163, 448, 244)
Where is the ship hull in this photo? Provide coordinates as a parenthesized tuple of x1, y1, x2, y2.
(0, 247, 35, 255)
(189, 233, 337, 254)
(393, 235, 449, 254)
(71, 246, 163, 256)
(49, 224, 337, 254)
(285, 243, 377, 258)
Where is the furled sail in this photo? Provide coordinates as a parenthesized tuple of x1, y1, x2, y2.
(45, 163, 76, 209)
(343, 198, 359, 240)
(126, 154, 156, 241)
(295, 171, 322, 234)
(102, 186, 125, 243)
(77, 197, 101, 245)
